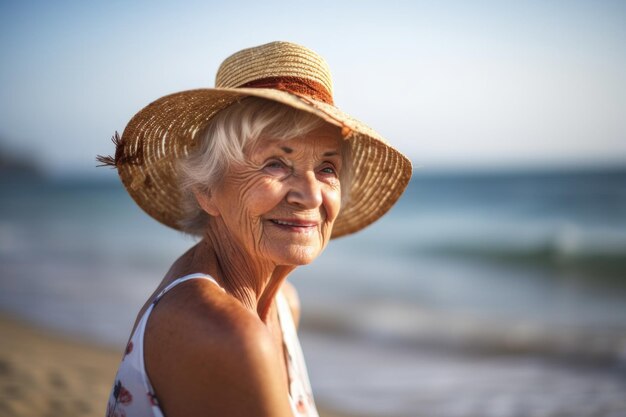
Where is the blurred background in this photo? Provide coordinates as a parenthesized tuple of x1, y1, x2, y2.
(1, 1, 625, 416)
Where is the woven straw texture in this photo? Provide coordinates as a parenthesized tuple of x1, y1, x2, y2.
(111, 42, 412, 238)
(216, 42, 333, 95)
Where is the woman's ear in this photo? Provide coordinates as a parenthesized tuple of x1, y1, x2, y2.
(193, 188, 220, 217)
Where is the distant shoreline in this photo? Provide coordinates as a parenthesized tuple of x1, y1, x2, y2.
(2, 160, 626, 186)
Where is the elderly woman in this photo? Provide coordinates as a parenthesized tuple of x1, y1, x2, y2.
(100, 42, 411, 417)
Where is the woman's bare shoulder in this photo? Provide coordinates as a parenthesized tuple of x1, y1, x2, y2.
(144, 278, 293, 417)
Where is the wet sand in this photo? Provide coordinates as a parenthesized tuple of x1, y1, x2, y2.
(0, 313, 350, 417)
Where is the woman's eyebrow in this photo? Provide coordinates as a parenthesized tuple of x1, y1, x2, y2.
(274, 146, 339, 157)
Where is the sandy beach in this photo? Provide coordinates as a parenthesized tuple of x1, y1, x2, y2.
(0, 313, 349, 417)
(0, 313, 120, 417)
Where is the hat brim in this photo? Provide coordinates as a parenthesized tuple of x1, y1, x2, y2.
(117, 87, 412, 238)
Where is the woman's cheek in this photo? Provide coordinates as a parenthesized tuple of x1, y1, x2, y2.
(324, 183, 342, 223)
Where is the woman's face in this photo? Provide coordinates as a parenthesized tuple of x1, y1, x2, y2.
(203, 124, 344, 267)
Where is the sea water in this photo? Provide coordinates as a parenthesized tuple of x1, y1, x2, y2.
(1, 168, 626, 416)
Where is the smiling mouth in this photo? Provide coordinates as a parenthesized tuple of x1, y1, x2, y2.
(269, 219, 319, 231)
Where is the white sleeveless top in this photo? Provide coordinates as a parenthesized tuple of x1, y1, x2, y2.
(105, 273, 319, 417)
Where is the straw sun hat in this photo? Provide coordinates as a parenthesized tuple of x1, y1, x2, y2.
(98, 41, 412, 238)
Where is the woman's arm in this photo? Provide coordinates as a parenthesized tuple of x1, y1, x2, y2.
(145, 280, 294, 417)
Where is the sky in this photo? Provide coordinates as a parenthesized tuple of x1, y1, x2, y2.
(0, 0, 625, 175)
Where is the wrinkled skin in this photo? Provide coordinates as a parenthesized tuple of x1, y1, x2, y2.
(194, 123, 343, 318)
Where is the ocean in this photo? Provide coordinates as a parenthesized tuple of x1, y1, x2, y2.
(1, 167, 626, 417)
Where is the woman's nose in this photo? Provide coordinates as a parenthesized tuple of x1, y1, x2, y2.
(286, 171, 323, 209)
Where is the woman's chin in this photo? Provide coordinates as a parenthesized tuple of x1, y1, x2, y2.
(269, 244, 324, 266)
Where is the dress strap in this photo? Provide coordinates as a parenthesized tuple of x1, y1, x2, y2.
(153, 273, 224, 305)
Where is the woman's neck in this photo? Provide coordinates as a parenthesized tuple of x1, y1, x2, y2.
(178, 227, 294, 322)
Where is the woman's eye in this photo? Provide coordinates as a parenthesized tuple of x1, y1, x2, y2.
(320, 165, 337, 176)
(263, 160, 289, 174)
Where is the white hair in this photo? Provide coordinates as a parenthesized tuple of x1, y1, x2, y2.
(178, 97, 351, 236)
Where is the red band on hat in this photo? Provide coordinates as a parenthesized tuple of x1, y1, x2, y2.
(239, 76, 333, 105)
